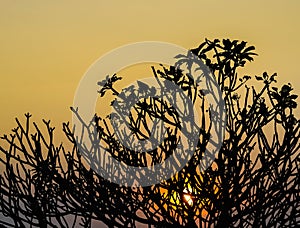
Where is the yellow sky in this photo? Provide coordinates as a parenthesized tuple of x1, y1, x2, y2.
(0, 1, 299, 142)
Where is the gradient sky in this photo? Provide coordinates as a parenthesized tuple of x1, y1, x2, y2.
(0, 1, 299, 142)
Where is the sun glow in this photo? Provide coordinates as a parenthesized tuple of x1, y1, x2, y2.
(167, 182, 195, 209)
(183, 188, 193, 206)
(160, 171, 220, 219)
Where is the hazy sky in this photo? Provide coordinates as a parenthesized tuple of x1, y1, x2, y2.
(0, 1, 299, 141)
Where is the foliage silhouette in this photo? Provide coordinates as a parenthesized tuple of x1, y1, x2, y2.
(0, 38, 299, 227)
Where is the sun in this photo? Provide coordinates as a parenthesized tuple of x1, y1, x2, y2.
(183, 188, 193, 206)
(166, 182, 195, 209)
(159, 168, 221, 221)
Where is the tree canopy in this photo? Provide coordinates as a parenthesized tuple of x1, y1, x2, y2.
(0, 38, 299, 227)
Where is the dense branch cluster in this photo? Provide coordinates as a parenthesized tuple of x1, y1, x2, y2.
(0, 39, 299, 227)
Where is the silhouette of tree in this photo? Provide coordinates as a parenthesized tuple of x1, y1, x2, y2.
(0, 38, 299, 227)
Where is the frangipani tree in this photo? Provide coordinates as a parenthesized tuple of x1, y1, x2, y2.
(0, 38, 299, 227)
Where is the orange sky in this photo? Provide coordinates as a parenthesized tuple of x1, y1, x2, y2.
(0, 1, 299, 142)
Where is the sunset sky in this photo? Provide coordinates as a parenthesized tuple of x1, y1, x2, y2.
(0, 1, 299, 142)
